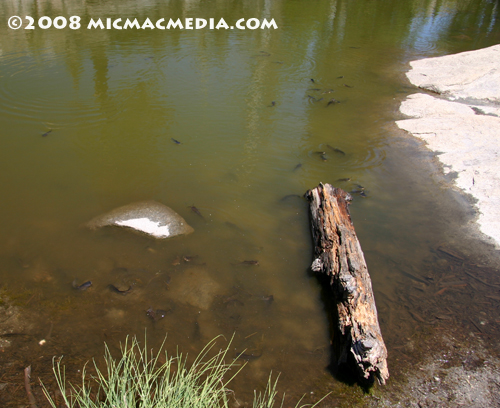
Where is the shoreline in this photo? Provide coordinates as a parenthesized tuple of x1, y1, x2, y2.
(363, 44, 500, 407)
(396, 44, 500, 250)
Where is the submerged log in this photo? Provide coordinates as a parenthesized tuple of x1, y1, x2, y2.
(305, 183, 389, 385)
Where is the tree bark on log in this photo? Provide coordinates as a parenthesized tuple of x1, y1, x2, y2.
(305, 183, 389, 385)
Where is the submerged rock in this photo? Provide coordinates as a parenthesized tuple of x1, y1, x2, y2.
(169, 267, 222, 310)
(86, 201, 194, 239)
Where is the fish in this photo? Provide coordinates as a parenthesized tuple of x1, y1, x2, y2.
(192, 319, 201, 340)
(310, 78, 315, 83)
(313, 151, 328, 161)
(322, 89, 334, 94)
(225, 221, 244, 232)
(108, 284, 133, 295)
(259, 51, 271, 56)
(0, 333, 33, 338)
(409, 310, 426, 323)
(327, 98, 340, 106)
(223, 295, 245, 307)
(343, 84, 354, 88)
(261, 295, 274, 304)
(437, 246, 464, 261)
(399, 269, 428, 285)
(486, 295, 500, 301)
(435, 314, 453, 320)
(337, 76, 344, 79)
(452, 34, 472, 41)
(359, 191, 367, 198)
(242, 260, 259, 265)
(308, 95, 323, 103)
(189, 205, 204, 219)
(171, 138, 181, 144)
(326, 145, 346, 156)
(42, 129, 52, 137)
(438, 281, 466, 287)
(465, 271, 500, 288)
(72, 280, 92, 291)
(233, 260, 259, 266)
(182, 255, 197, 262)
(236, 351, 262, 361)
(336, 178, 351, 182)
(293, 163, 302, 171)
(280, 194, 302, 202)
(146, 308, 170, 321)
(308, 88, 321, 91)
(268, 101, 276, 107)
(434, 287, 448, 296)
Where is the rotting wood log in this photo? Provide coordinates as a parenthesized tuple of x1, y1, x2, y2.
(305, 183, 389, 385)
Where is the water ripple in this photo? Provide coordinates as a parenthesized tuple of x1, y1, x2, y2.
(0, 51, 122, 129)
(306, 142, 387, 170)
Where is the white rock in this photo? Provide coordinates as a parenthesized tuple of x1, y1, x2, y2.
(398, 46, 500, 248)
(406, 44, 500, 103)
(86, 201, 194, 239)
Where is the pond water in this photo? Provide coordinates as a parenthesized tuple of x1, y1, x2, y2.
(1, 0, 500, 406)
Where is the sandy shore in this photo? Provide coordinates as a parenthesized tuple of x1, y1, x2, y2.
(396, 44, 500, 249)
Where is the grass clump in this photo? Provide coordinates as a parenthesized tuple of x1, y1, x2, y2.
(42, 335, 326, 408)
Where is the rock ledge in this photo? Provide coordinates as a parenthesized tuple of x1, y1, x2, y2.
(397, 45, 500, 248)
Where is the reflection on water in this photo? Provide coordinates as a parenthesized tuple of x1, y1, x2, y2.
(1, 0, 500, 405)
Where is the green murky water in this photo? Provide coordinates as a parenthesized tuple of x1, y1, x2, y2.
(1, 0, 500, 405)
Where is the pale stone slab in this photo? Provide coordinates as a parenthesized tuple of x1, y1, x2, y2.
(407, 44, 500, 102)
(397, 82, 500, 247)
(86, 201, 194, 239)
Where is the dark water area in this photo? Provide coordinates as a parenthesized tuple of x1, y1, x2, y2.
(1, 0, 500, 406)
